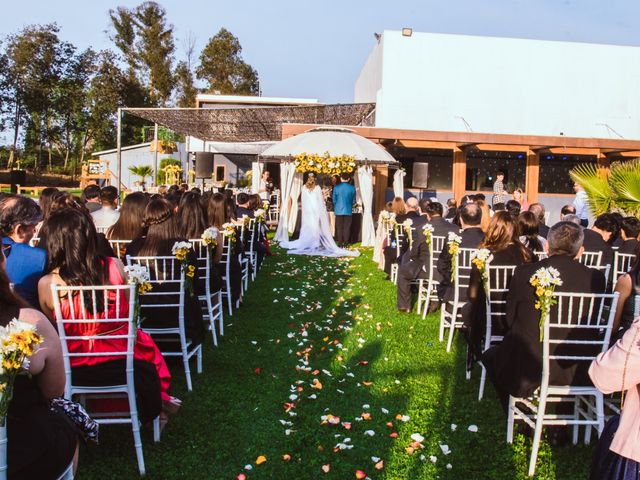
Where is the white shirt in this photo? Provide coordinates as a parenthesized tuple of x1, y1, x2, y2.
(573, 190, 589, 220)
(91, 206, 120, 232)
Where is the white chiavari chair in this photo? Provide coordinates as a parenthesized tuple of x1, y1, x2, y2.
(126, 256, 203, 391)
(220, 235, 235, 319)
(51, 283, 160, 476)
(390, 224, 406, 284)
(108, 239, 132, 261)
(613, 251, 635, 284)
(507, 291, 619, 477)
(477, 265, 517, 400)
(417, 235, 446, 318)
(190, 239, 223, 346)
(439, 248, 476, 352)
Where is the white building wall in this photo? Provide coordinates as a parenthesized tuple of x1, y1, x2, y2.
(356, 30, 640, 139)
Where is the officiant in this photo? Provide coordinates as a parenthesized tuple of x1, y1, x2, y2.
(333, 173, 356, 247)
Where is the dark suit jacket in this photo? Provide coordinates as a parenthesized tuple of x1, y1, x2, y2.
(582, 229, 614, 266)
(618, 239, 638, 255)
(436, 227, 484, 301)
(236, 207, 255, 219)
(409, 216, 459, 273)
(538, 223, 550, 239)
(482, 254, 606, 398)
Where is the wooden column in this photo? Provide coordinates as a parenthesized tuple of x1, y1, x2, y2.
(452, 147, 467, 202)
(374, 165, 389, 215)
(597, 149, 610, 169)
(525, 149, 539, 204)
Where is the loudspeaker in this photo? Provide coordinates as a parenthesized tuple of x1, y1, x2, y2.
(195, 152, 214, 178)
(412, 162, 429, 188)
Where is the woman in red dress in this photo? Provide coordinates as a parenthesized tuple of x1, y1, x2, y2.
(38, 207, 180, 424)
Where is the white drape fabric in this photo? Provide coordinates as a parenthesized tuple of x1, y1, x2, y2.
(373, 216, 385, 263)
(393, 169, 406, 199)
(287, 172, 303, 234)
(281, 186, 359, 257)
(251, 161, 263, 194)
(357, 166, 375, 247)
(275, 162, 296, 242)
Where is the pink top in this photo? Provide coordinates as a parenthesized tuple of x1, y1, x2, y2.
(589, 318, 640, 463)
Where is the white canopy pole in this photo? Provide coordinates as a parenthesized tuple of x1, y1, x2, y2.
(358, 165, 376, 247)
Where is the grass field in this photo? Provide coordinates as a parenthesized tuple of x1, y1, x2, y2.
(77, 246, 593, 479)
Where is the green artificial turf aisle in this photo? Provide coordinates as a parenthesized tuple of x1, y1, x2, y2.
(78, 247, 592, 479)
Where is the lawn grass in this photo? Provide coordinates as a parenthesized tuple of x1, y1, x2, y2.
(76, 246, 592, 479)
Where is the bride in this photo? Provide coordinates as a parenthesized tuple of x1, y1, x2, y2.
(281, 174, 359, 257)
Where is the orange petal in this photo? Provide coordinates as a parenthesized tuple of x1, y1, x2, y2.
(386, 422, 394, 428)
(312, 379, 323, 390)
(362, 381, 373, 387)
(343, 422, 352, 430)
(322, 464, 331, 473)
(405, 446, 415, 455)
(282, 454, 291, 462)
(390, 432, 398, 438)
(355, 470, 367, 479)
(256, 455, 267, 465)
(375, 460, 384, 470)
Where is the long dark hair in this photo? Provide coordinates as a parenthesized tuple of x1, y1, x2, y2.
(107, 192, 149, 240)
(176, 191, 207, 239)
(39, 187, 60, 221)
(41, 208, 108, 316)
(207, 193, 227, 228)
(518, 211, 544, 253)
(481, 211, 532, 262)
(248, 194, 262, 211)
(139, 197, 179, 256)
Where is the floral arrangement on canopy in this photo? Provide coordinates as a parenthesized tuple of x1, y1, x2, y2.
(162, 164, 182, 185)
(293, 152, 357, 175)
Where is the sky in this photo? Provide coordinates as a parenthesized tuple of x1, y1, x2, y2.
(1, 0, 639, 104)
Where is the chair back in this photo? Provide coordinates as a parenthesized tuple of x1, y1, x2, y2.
(429, 235, 447, 281)
(108, 239, 132, 261)
(484, 264, 517, 344)
(452, 248, 476, 304)
(29, 237, 40, 247)
(613, 251, 636, 283)
(541, 291, 619, 389)
(50, 283, 136, 398)
(393, 224, 405, 257)
(580, 251, 603, 267)
(534, 251, 548, 260)
(95, 226, 109, 235)
(125, 255, 186, 333)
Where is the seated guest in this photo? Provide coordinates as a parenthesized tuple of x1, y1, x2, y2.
(464, 211, 533, 359)
(560, 204, 576, 221)
(445, 198, 458, 222)
(176, 191, 208, 240)
(436, 203, 484, 301)
(518, 211, 547, 253)
(528, 203, 549, 238)
(223, 190, 237, 222)
(0, 195, 46, 308)
(505, 199, 521, 219)
(235, 192, 254, 219)
(482, 222, 606, 409)
(82, 184, 102, 213)
(91, 185, 120, 231)
(38, 208, 179, 427)
(618, 216, 640, 254)
(512, 188, 529, 210)
(390, 197, 406, 217)
(611, 242, 640, 337)
(589, 315, 640, 478)
(208, 193, 242, 302)
(106, 192, 149, 241)
(476, 198, 491, 232)
(127, 198, 205, 347)
(384, 197, 421, 276)
(396, 201, 459, 312)
(0, 247, 80, 479)
(562, 214, 582, 226)
(582, 213, 617, 267)
(610, 212, 625, 248)
(35, 187, 59, 235)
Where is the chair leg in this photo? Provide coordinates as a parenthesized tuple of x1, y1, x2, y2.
(207, 296, 218, 347)
(439, 306, 446, 342)
(446, 307, 457, 352)
(128, 392, 146, 475)
(528, 396, 547, 477)
(573, 397, 580, 445)
(218, 292, 226, 335)
(153, 416, 161, 443)
(506, 396, 515, 444)
(478, 365, 487, 401)
(196, 346, 203, 374)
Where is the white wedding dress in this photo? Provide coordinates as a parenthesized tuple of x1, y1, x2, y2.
(281, 185, 360, 257)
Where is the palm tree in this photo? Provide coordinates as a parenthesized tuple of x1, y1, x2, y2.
(570, 159, 640, 217)
(128, 165, 154, 187)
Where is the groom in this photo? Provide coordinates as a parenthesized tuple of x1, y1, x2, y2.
(332, 173, 356, 247)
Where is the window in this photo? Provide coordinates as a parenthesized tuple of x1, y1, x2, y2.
(538, 155, 596, 194)
(215, 165, 226, 182)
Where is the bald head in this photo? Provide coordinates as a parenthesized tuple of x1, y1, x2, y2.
(406, 197, 419, 211)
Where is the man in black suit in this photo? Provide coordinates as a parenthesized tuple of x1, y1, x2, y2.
(528, 203, 549, 238)
(436, 203, 484, 302)
(617, 216, 639, 254)
(582, 213, 617, 267)
(396, 201, 459, 312)
(236, 193, 254, 219)
(383, 197, 421, 278)
(482, 222, 606, 410)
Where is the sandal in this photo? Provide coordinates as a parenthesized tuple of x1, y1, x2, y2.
(162, 396, 182, 415)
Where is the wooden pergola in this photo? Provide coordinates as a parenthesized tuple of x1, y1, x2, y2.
(282, 123, 640, 211)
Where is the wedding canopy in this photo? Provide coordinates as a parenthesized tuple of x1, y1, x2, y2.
(266, 127, 398, 247)
(260, 127, 398, 163)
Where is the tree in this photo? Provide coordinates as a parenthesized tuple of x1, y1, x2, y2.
(128, 164, 153, 185)
(109, 2, 176, 105)
(174, 61, 197, 107)
(196, 28, 259, 95)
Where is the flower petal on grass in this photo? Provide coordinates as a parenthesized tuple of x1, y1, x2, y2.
(255, 455, 267, 465)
